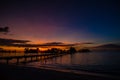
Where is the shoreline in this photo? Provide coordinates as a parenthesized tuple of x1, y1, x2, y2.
(26, 62, 120, 76)
(0, 63, 120, 80)
(25, 64, 120, 79)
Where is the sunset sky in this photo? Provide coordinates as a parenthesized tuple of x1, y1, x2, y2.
(0, 0, 120, 50)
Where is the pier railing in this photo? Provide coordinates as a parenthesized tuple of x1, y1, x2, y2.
(0, 53, 64, 64)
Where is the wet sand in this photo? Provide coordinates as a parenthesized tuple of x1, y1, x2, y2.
(0, 63, 119, 80)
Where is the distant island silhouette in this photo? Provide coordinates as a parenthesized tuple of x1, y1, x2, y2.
(95, 44, 120, 48)
(92, 44, 120, 51)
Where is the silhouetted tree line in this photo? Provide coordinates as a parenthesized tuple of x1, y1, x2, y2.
(24, 47, 77, 54)
(44, 48, 65, 54)
(43, 47, 90, 54)
(43, 47, 77, 54)
(24, 48, 40, 54)
(67, 47, 77, 53)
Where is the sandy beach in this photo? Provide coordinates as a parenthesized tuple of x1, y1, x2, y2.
(0, 63, 119, 80)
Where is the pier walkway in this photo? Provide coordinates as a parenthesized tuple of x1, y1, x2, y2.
(0, 53, 64, 64)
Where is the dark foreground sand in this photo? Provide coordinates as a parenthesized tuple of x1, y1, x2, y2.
(0, 63, 119, 80)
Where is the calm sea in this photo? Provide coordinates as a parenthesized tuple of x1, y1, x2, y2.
(26, 51, 120, 75)
(0, 51, 120, 75)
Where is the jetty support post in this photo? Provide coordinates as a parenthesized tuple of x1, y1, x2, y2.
(16, 57, 19, 64)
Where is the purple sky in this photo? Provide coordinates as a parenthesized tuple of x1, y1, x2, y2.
(0, 0, 120, 45)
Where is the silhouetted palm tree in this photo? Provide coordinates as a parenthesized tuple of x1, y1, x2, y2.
(68, 47, 76, 54)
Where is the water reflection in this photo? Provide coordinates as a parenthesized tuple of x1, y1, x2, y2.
(1, 51, 120, 71)
(22, 51, 120, 77)
(32, 51, 120, 67)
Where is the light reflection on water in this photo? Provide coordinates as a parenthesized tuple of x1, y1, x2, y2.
(0, 51, 120, 72)
(38, 51, 120, 66)
(26, 51, 120, 72)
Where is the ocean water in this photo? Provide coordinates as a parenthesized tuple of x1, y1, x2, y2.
(26, 51, 120, 75)
(0, 51, 120, 75)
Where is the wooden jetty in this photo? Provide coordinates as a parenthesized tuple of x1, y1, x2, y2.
(0, 53, 64, 64)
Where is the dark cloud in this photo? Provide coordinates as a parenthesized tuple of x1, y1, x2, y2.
(0, 38, 30, 46)
(0, 39, 74, 47)
(0, 26, 9, 34)
(75, 42, 94, 45)
(44, 42, 64, 45)
(81, 42, 94, 44)
(0, 38, 93, 48)
(14, 42, 74, 47)
(42, 42, 75, 46)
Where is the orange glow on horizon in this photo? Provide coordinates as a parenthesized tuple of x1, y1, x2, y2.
(0, 45, 68, 52)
